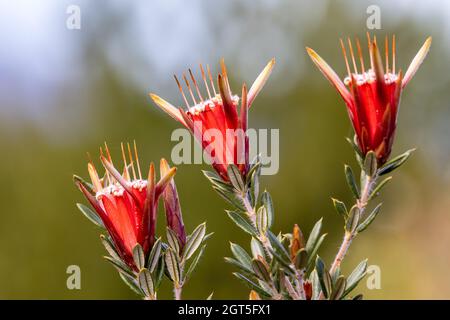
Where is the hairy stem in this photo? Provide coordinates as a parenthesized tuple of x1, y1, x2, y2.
(319, 173, 377, 299)
(241, 192, 273, 258)
(295, 270, 307, 300)
(174, 285, 182, 300)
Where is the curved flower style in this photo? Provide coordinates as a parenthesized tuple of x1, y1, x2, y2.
(74, 143, 176, 270)
(150, 59, 275, 181)
(307, 35, 431, 165)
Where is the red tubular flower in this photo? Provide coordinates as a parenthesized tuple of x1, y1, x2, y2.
(160, 158, 186, 248)
(307, 35, 431, 165)
(74, 142, 176, 270)
(150, 58, 275, 181)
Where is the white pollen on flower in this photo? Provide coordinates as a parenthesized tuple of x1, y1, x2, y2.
(344, 69, 399, 86)
(131, 179, 147, 191)
(187, 94, 239, 115)
(95, 179, 148, 199)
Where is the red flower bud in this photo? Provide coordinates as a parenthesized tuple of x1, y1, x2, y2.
(160, 158, 186, 248)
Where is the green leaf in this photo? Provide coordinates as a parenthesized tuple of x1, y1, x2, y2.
(261, 191, 274, 228)
(357, 203, 382, 233)
(346, 136, 363, 161)
(202, 170, 232, 192)
(310, 269, 321, 300)
(249, 167, 261, 206)
(295, 248, 308, 270)
(100, 235, 120, 260)
(250, 237, 265, 259)
(368, 177, 392, 201)
(345, 165, 360, 199)
(330, 275, 347, 300)
(256, 206, 268, 235)
(233, 272, 271, 298)
(212, 186, 244, 210)
(185, 244, 206, 281)
(268, 231, 290, 263)
(132, 244, 145, 270)
(147, 237, 162, 272)
(227, 164, 245, 192)
(344, 259, 368, 297)
(378, 148, 415, 176)
(305, 218, 323, 254)
(306, 233, 327, 270)
(315, 256, 332, 299)
(251, 259, 271, 283)
(345, 206, 360, 234)
(166, 228, 180, 255)
(364, 151, 378, 177)
(230, 243, 253, 269)
(165, 248, 180, 284)
(227, 211, 257, 236)
(224, 257, 254, 275)
(119, 272, 142, 296)
(154, 255, 165, 289)
(138, 268, 154, 297)
(103, 256, 134, 278)
(270, 249, 295, 275)
(182, 222, 206, 261)
(76, 203, 104, 228)
(332, 198, 348, 220)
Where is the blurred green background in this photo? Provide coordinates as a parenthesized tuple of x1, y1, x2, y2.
(0, 0, 449, 299)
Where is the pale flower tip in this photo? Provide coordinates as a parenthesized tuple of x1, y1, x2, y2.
(306, 46, 352, 105)
(247, 58, 276, 107)
(159, 158, 171, 176)
(402, 36, 432, 88)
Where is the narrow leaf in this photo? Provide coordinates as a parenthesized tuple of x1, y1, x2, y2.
(357, 203, 382, 233)
(132, 244, 145, 270)
(378, 149, 415, 176)
(364, 151, 378, 177)
(305, 218, 323, 254)
(230, 243, 253, 269)
(233, 272, 271, 298)
(183, 223, 206, 261)
(345, 165, 360, 199)
(227, 164, 245, 192)
(227, 211, 257, 236)
(345, 206, 360, 234)
(138, 268, 154, 297)
(147, 237, 162, 272)
(261, 191, 274, 228)
(332, 198, 348, 220)
(368, 177, 392, 201)
(76, 203, 104, 228)
(344, 259, 368, 296)
(315, 256, 332, 298)
(165, 248, 180, 284)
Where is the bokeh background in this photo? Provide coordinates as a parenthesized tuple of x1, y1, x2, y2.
(0, 0, 449, 299)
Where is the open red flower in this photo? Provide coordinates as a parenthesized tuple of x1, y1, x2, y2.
(150, 59, 275, 181)
(307, 35, 431, 165)
(74, 143, 176, 270)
